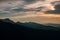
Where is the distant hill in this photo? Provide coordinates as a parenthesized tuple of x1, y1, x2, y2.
(46, 23, 60, 27)
(0, 18, 60, 39)
(0, 18, 59, 30)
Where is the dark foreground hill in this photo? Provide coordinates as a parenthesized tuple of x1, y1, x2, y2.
(0, 18, 60, 39)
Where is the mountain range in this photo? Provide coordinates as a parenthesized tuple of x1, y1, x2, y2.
(0, 18, 60, 39)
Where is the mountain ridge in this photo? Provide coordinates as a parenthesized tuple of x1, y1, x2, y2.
(0, 18, 60, 39)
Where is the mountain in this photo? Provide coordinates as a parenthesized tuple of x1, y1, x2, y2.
(0, 18, 60, 39)
(46, 23, 60, 27)
(16, 22, 59, 30)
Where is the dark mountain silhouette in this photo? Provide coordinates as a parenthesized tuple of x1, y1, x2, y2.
(46, 23, 60, 27)
(16, 22, 59, 30)
(0, 18, 60, 39)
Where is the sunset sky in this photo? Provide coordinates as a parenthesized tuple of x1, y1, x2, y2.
(0, 0, 60, 24)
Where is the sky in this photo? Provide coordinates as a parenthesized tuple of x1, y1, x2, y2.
(0, 0, 60, 24)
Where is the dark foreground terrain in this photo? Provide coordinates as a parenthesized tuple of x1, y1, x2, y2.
(0, 18, 60, 39)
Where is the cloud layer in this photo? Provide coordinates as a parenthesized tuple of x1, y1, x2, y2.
(0, 0, 60, 17)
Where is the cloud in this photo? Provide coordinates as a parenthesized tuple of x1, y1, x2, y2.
(0, 11, 10, 17)
(0, 0, 26, 12)
(54, 4, 60, 10)
(3, 6, 12, 11)
(23, 0, 45, 4)
(45, 3, 60, 14)
(2, 2, 26, 12)
(11, 8, 24, 12)
(1, 0, 59, 13)
(0, 11, 27, 17)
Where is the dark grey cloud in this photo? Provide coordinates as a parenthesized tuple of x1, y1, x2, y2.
(11, 8, 24, 12)
(3, 6, 12, 11)
(54, 4, 60, 10)
(3, 3, 26, 12)
(0, 12, 10, 17)
(0, 11, 9, 15)
(45, 4, 60, 14)
(0, 11, 27, 17)
(23, 0, 45, 4)
(23, 0, 36, 4)
(0, 0, 46, 12)
(3, 5, 45, 13)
